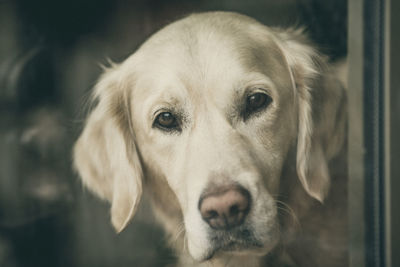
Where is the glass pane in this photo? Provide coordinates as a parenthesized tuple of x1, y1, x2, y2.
(0, 1, 354, 267)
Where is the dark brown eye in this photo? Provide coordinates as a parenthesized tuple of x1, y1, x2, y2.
(154, 112, 179, 131)
(246, 92, 272, 114)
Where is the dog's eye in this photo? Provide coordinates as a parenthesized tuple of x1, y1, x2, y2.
(245, 92, 272, 116)
(153, 112, 180, 131)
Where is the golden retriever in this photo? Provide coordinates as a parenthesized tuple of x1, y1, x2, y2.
(73, 12, 348, 267)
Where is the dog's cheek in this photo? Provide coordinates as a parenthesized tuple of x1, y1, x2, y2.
(184, 210, 212, 261)
(251, 191, 280, 244)
(247, 141, 285, 194)
(256, 123, 296, 193)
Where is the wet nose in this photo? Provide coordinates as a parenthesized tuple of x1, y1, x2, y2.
(199, 185, 251, 230)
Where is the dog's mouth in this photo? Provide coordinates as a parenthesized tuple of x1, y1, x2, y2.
(202, 227, 264, 261)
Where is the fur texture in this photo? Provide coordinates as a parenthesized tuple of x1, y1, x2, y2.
(73, 12, 347, 267)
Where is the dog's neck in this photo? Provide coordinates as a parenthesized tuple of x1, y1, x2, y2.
(176, 246, 297, 267)
(178, 254, 262, 267)
(277, 144, 348, 267)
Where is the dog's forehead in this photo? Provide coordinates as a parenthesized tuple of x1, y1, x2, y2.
(131, 13, 293, 110)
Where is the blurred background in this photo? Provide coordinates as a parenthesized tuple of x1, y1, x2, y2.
(0, 0, 347, 266)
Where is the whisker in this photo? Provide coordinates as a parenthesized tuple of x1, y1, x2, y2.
(275, 200, 301, 229)
(183, 232, 188, 253)
(171, 222, 185, 243)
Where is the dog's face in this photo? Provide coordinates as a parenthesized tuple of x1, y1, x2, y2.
(130, 17, 297, 260)
(74, 12, 346, 263)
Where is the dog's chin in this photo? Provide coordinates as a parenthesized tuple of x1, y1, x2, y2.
(191, 227, 279, 262)
(197, 241, 275, 263)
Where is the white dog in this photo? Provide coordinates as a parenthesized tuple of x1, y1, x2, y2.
(74, 12, 348, 267)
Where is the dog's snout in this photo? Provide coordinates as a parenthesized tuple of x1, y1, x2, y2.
(199, 185, 251, 230)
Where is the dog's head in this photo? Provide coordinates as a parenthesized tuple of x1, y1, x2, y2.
(74, 12, 346, 262)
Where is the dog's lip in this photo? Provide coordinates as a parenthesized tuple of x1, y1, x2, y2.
(200, 239, 264, 261)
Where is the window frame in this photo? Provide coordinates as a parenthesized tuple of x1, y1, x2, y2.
(348, 0, 398, 266)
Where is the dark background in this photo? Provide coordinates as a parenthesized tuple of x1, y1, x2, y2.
(0, 0, 347, 266)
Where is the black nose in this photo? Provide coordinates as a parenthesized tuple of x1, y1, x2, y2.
(198, 185, 251, 230)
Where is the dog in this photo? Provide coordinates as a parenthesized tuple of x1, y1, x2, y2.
(73, 11, 348, 267)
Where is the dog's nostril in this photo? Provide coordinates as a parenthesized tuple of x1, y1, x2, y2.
(205, 210, 219, 219)
(229, 204, 239, 216)
(199, 185, 251, 230)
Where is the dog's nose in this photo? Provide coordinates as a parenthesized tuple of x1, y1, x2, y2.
(199, 185, 251, 230)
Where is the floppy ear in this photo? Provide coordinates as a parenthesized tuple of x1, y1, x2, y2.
(277, 29, 347, 202)
(73, 66, 143, 232)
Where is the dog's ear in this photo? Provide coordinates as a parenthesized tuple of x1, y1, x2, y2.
(277, 29, 347, 202)
(73, 66, 143, 232)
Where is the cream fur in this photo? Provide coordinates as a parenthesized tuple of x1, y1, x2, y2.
(73, 11, 347, 267)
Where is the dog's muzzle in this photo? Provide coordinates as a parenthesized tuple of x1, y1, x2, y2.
(198, 184, 263, 258)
